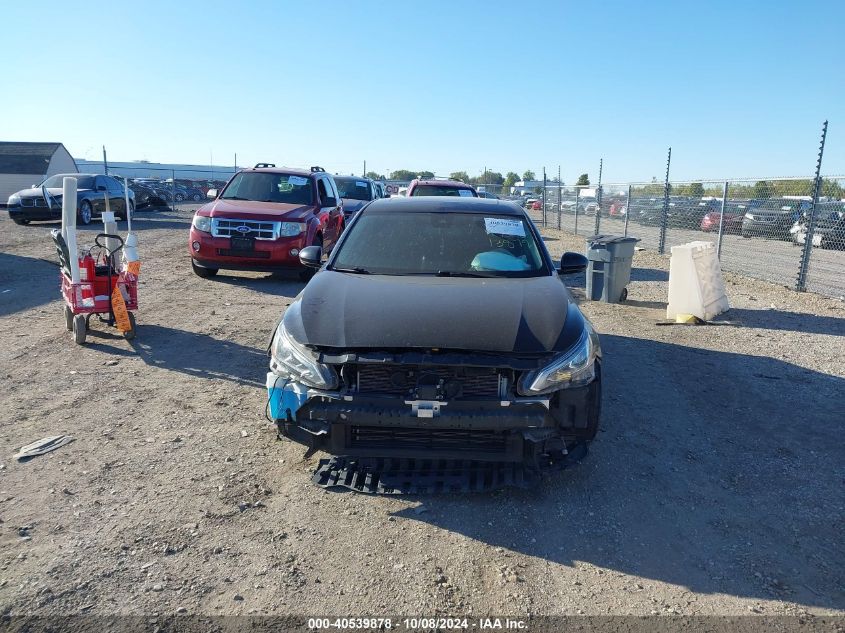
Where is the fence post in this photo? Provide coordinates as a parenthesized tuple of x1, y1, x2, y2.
(716, 181, 729, 259)
(623, 184, 632, 237)
(797, 120, 828, 292)
(594, 159, 603, 235)
(658, 147, 672, 255)
(573, 188, 580, 235)
(542, 169, 547, 227)
(171, 169, 176, 210)
(557, 179, 562, 230)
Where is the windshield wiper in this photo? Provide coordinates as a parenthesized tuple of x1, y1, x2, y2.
(435, 271, 488, 278)
(332, 266, 371, 274)
(222, 196, 249, 201)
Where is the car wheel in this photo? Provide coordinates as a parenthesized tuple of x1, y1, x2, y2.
(72, 314, 87, 345)
(12, 218, 30, 226)
(78, 201, 93, 225)
(192, 193, 202, 202)
(175, 193, 185, 202)
(64, 305, 73, 331)
(299, 234, 323, 281)
(191, 260, 218, 278)
(741, 231, 751, 239)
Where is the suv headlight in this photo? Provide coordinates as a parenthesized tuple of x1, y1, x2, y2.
(270, 322, 338, 389)
(8, 193, 20, 206)
(192, 214, 212, 233)
(279, 222, 305, 237)
(518, 326, 599, 395)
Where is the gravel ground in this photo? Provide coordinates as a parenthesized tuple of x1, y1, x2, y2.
(0, 208, 843, 620)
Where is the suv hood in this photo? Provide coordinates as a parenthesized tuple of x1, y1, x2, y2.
(200, 198, 315, 221)
(284, 272, 584, 354)
(341, 198, 368, 214)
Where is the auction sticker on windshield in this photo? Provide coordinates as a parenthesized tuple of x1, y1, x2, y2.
(288, 176, 308, 186)
(484, 217, 525, 236)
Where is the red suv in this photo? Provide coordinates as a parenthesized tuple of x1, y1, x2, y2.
(189, 165, 344, 278)
(406, 178, 478, 197)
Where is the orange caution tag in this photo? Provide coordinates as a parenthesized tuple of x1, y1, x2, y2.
(112, 285, 132, 332)
(126, 260, 141, 276)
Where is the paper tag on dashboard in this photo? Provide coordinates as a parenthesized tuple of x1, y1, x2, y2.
(484, 217, 525, 236)
(288, 176, 308, 186)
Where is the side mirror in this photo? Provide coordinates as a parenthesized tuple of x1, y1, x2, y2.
(323, 196, 337, 208)
(299, 245, 323, 269)
(206, 189, 218, 199)
(559, 252, 588, 275)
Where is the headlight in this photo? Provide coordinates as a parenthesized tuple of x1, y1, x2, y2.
(8, 193, 20, 206)
(744, 213, 754, 220)
(518, 326, 599, 395)
(192, 214, 212, 233)
(279, 222, 305, 237)
(270, 321, 338, 389)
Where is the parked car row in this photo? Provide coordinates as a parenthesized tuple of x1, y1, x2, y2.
(6, 174, 135, 225)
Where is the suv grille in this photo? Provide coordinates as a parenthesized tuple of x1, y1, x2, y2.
(355, 365, 502, 399)
(211, 218, 281, 240)
(350, 426, 508, 455)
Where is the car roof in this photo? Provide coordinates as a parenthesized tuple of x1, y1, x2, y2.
(363, 196, 525, 215)
(244, 166, 315, 178)
(412, 179, 474, 188)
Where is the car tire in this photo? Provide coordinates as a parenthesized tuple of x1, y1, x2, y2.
(192, 193, 202, 202)
(191, 260, 218, 278)
(175, 193, 185, 202)
(78, 200, 93, 225)
(12, 218, 30, 226)
(72, 314, 87, 345)
(741, 231, 751, 239)
(299, 234, 323, 281)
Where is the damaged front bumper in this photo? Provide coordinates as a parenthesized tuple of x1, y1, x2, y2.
(266, 364, 601, 465)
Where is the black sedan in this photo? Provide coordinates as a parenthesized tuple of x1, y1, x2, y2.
(265, 197, 601, 482)
(7, 174, 134, 225)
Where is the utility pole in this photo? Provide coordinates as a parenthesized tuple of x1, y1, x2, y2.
(364, 160, 366, 178)
(234, 153, 237, 171)
(102, 146, 109, 175)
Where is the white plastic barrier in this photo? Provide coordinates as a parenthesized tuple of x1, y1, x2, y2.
(61, 177, 80, 284)
(666, 241, 729, 321)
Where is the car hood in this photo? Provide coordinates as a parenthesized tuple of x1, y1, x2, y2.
(199, 198, 315, 221)
(284, 272, 585, 354)
(341, 198, 368, 214)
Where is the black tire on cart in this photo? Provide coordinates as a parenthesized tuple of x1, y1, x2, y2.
(64, 305, 73, 331)
(72, 314, 87, 345)
(123, 312, 137, 340)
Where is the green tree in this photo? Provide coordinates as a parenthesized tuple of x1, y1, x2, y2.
(688, 182, 705, 197)
(475, 171, 504, 185)
(365, 171, 385, 181)
(503, 172, 520, 188)
(522, 170, 536, 181)
(418, 170, 435, 179)
(389, 169, 418, 181)
(449, 171, 470, 183)
(821, 178, 845, 199)
(576, 173, 590, 186)
(753, 180, 774, 199)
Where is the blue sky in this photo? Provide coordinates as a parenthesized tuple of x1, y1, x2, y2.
(2, 0, 843, 183)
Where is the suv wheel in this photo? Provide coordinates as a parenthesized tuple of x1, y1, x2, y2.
(299, 234, 323, 281)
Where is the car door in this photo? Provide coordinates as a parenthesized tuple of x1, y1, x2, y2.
(317, 177, 341, 248)
(107, 177, 126, 215)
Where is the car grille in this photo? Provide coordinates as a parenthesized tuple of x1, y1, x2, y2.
(20, 198, 49, 208)
(211, 218, 281, 240)
(349, 426, 508, 455)
(354, 365, 502, 399)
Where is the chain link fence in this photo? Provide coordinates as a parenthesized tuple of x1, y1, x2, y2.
(527, 177, 845, 298)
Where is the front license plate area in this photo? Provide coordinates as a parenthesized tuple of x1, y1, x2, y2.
(230, 236, 255, 253)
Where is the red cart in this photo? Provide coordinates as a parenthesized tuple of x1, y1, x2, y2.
(51, 231, 138, 344)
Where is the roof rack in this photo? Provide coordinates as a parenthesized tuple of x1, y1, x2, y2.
(254, 162, 275, 168)
(310, 166, 326, 173)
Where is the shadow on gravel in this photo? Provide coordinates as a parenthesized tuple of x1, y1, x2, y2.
(393, 334, 844, 609)
(125, 324, 266, 386)
(0, 252, 58, 317)
(714, 308, 845, 337)
(209, 274, 306, 298)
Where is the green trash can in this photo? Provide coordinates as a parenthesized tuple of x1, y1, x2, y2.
(585, 235, 640, 303)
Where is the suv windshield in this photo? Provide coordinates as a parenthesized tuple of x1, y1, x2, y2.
(221, 172, 313, 205)
(412, 185, 477, 197)
(42, 175, 95, 189)
(332, 212, 547, 277)
(335, 177, 373, 201)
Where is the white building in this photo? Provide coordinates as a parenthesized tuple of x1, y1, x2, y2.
(0, 142, 78, 205)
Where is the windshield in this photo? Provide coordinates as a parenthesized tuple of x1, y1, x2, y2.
(332, 212, 548, 277)
(335, 177, 373, 201)
(221, 172, 313, 204)
(42, 175, 95, 189)
(411, 185, 477, 197)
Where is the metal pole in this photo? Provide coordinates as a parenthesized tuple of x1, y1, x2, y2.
(658, 147, 672, 255)
(594, 158, 603, 235)
(557, 165, 561, 230)
(623, 184, 632, 237)
(542, 168, 547, 227)
(574, 188, 580, 235)
(102, 145, 109, 175)
(797, 120, 828, 292)
(172, 169, 176, 210)
(716, 181, 729, 259)
(364, 160, 366, 178)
